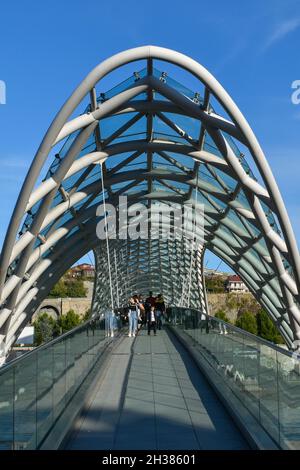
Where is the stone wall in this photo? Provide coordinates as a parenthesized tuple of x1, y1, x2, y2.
(34, 283, 259, 324)
(61, 298, 91, 317)
(33, 281, 94, 320)
(33, 297, 92, 320)
(207, 292, 260, 323)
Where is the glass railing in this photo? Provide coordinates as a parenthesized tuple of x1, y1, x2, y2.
(168, 307, 300, 450)
(0, 314, 122, 450)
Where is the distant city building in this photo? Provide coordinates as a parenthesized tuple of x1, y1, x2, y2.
(204, 268, 229, 277)
(226, 275, 249, 293)
(69, 263, 95, 278)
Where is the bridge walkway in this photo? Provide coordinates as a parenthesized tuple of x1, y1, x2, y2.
(65, 328, 249, 450)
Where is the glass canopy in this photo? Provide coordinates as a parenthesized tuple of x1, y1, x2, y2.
(0, 46, 299, 358)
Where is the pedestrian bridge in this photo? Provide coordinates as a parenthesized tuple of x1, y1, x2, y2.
(1, 45, 300, 451)
(1, 308, 300, 450)
(65, 329, 248, 451)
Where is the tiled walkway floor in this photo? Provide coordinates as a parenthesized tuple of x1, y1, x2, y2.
(65, 328, 249, 450)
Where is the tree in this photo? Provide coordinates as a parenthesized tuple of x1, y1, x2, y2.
(33, 313, 57, 345)
(48, 279, 67, 298)
(205, 276, 226, 293)
(64, 279, 87, 297)
(48, 278, 87, 298)
(57, 309, 82, 334)
(256, 309, 283, 344)
(235, 311, 257, 335)
(214, 310, 230, 323)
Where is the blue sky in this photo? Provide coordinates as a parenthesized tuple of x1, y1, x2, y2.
(0, 0, 299, 271)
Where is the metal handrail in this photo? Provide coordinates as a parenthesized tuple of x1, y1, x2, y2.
(0, 314, 105, 374)
(170, 306, 297, 360)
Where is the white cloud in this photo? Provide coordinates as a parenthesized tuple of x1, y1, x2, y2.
(0, 157, 29, 169)
(263, 18, 300, 51)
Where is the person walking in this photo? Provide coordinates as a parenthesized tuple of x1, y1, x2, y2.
(144, 294, 152, 328)
(145, 291, 156, 308)
(128, 297, 138, 337)
(147, 306, 157, 336)
(155, 293, 166, 330)
(105, 308, 115, 337)
(137, 294, 145, 326)
(134, 295, 145, 331)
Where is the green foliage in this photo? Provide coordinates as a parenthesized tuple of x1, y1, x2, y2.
(214, 310, 230, 323)
(226, 293, 239, 310)
(235, 311, 258, 335)
(33, 313, 57, 346)
(256, 309, 284, 344)
(57, 309, 82, 334)
(48, 279, 67, 298)
(49, 278, 87, 298)
(235, 309, 284, 344)
(205, 276, 226, 293)
(33, 310, 85, 346)
(64, 279, 87, 297)
(209, 293, 284, 345)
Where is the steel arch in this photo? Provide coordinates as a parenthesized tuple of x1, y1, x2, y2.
(0, 45, 300, 360)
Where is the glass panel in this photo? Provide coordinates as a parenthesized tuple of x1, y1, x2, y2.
(231, 328, 245, 396)
(0, 368, 14, 449)
(86, 323, 94, 360)
(259, 344, 279, 442)
(53, 341, 66, 421)
(65, 333, 76, 404)
(14, 356, 37, 449)
(100, 113, 139, 139)
(36, 346, 53, 446)
(277, 352, 300, 449)
(0, 315, 115, 450)
(99, 67, 147, 102)
(167, 308, 300, 449)
(243, 336, 260, 420)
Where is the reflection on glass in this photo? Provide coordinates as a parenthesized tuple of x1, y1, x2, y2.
(14, 357, 37, 449)
(0, 315, 106, 449)
(0, 368, 14, 449)
(277, 352, 300, 449)
(169, 307, 300, 450)
(37, 347, 53, 446)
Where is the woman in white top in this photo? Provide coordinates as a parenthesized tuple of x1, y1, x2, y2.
(128, 297, 138, 337)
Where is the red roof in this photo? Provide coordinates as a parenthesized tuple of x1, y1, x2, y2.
(227, 275, 242, 282)
(71, 264, 95, 270)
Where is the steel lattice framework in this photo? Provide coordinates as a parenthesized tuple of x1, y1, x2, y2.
(0, 45, 300, 361)
(92, 239, 207, 316)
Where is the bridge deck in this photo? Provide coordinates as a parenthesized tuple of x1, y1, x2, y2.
(65, 328, 249, 450)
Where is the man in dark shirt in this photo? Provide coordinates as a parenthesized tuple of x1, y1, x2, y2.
(155, 293, 166, 330)
(145, 291, 156, 308)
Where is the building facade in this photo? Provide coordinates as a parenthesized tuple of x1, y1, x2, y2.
(226, 275, 249, 293)
(69, 264, 95, 278)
